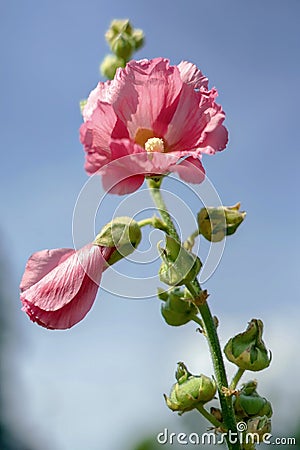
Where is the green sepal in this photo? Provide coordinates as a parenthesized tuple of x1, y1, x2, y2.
(94, 216, 141, 265)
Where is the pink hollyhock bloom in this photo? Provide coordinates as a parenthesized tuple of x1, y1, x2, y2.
(80, 58, 228, 194)
(20, 244, 114, 330)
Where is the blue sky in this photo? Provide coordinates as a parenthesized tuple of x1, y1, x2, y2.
(1, 1, 300, 449)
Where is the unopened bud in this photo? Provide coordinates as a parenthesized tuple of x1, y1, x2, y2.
(111, 34, 134, 60)
(94, 216, 141, 265)
(224, 319, 271, 371)
(158, 236, 202, 286)
(159, 287, 198, 326)
(197, 203, 246, 242)
(234, 381, 273, 420)
(164, 362, 216, 413)
(131, 29, 145, 50)
(100, 54, 126, 80)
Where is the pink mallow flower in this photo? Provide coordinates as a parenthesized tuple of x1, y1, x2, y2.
(80, 58, 228, 195)
(20, 244, 114, 330)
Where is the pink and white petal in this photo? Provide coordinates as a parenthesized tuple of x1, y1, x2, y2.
(170, 156, 206, 184)
(21, 271, 100, 330)
(20, 248, 75, 292)
(177, 61, 209, 90)
(21, 245, 106, 312)
(199, 124, 228, 155)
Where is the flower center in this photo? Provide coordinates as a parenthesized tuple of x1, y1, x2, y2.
(144, 137, 165, 153)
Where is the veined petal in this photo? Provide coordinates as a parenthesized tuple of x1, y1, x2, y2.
(20, 248, 75, 292)
(199, 124, 228, 155)
(113, 58, 183, 138)
(101, 139, 146, 194)
(21, 245, 106, 311)
(177, 61, 209, 90)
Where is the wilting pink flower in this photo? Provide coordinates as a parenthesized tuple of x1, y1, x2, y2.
(20, 244, 114, 330)
(80, 58, 228, 194)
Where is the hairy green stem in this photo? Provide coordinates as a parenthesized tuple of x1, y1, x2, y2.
(147, 178, 180, 241)
(147, 178, 241, 450)
(185, 280, 240, 450)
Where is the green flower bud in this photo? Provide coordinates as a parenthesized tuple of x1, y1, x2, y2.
(100, 54, 126, 80)
(224, 319, 271, 371)
(131, 29, 145, 50)
(105, 19, 132, 44)
(79, 99, 87, 114)
(234, 381, 273, 420)
(159, 287, 198, 326)
(158, 236, 202, 286)
(104, 19, 144, 60)
(94, 216, 141, 265)
(197, 203, 246, 242)
(111, 34, 134, 60)
(164, 363, 216, 413)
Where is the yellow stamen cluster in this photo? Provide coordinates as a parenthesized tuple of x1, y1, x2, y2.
(144, 137, 165, 153)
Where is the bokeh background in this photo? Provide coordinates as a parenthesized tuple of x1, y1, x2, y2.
(1, 0, 300, 449)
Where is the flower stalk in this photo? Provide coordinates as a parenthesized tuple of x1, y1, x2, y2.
(148, 179, 242, 450)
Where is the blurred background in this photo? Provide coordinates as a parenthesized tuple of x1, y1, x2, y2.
(1, 0, 300, 449)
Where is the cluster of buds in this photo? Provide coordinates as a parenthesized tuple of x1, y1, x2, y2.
(101, 19, 144, 79)
(164, 363, 216, 414)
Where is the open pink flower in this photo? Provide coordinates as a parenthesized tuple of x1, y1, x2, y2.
(80, 58, 228, 194)
(20, 244, 114, 330)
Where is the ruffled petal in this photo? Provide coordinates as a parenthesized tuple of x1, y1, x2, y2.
(199, 124, 228, 155)
(177, 61, 209, 90)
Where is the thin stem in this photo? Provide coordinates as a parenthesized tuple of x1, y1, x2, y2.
(138, 218, 155, 228)
(196, 404, 224, 430)
(230, 368, 245, 390)
(147, 178, 180, 241)
(191, 314, 204, 329)
(184, 229, 200, 251)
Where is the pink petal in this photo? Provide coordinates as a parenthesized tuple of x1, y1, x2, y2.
(177, 61, 209, 90)
(113, 58, 184, 138)
(20, 248, 75, 292)
(170, 156, 206, 184)
(199, 124, 228, 155)
(165, 83, 210, 152)
(100, 139, 146, 194)
(20, 245, 112, 329)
